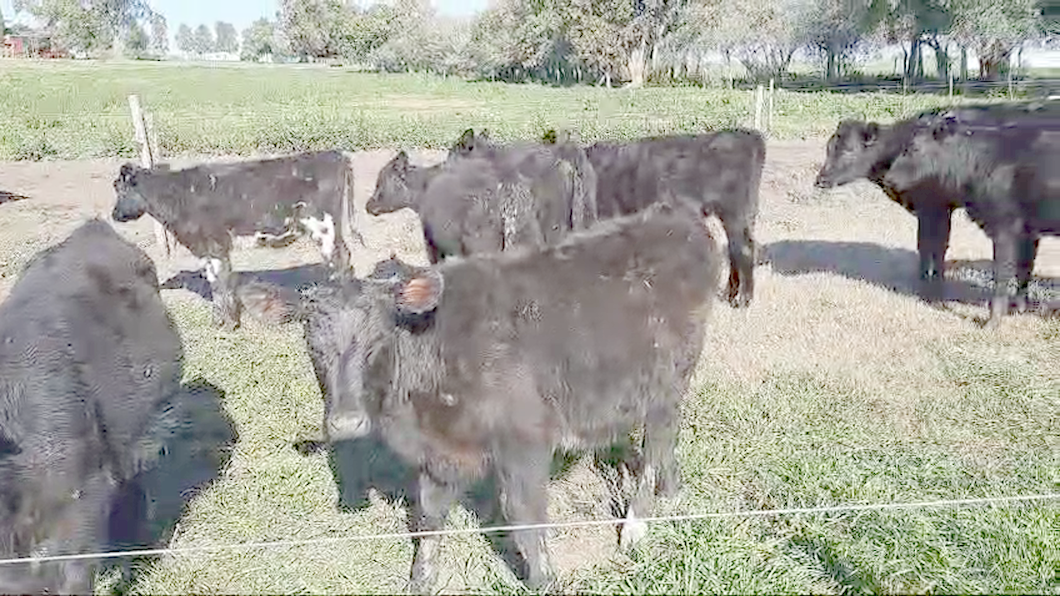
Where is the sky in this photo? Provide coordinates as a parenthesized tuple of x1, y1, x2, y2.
(1, 0, 489, 47)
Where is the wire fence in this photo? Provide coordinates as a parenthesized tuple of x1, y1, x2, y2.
(0, 492, 1057, 567)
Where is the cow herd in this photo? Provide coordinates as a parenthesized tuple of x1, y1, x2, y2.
(0, 99, 1056, 594)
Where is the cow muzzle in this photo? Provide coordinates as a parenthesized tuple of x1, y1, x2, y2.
(813, 172, 834, 189)
(325, 411, 372, 442)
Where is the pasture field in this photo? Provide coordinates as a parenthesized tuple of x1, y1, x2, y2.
(0, 62, 1058, 594)
(0, 59, 1044, 161)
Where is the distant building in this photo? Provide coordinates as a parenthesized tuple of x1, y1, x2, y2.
(2, 30, 66, 58)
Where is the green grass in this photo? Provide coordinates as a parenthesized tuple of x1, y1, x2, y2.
(92, 293, 1060, 595)
(0, 59, 1026, 160)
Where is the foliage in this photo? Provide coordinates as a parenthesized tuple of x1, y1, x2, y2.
(193, 23, 215, 54)
(175, 23, 194, 54)
(949, 0, 1043, 79)
(150, 14, 168, 56)
(124, 20, 148, 56)
(277, 0, 349, 60)
(241, 18, 283, 61)
(12, 0, 155, 54)
(214, 21, 239, 54)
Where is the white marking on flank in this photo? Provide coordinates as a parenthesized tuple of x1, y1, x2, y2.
(202, 258, 222, 284)
(300, 213, 336, 261)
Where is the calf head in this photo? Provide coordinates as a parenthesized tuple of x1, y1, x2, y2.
(814, 120, 883, 189)
(240, 259, 445, 443)
(111, 162, 154, 222)
(367, 151, 418, 216)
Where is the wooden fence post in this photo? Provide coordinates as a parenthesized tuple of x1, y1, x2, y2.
(768, 78, 775, 135)
(127, 94, 174, 259)
(753, 84, 764, 131)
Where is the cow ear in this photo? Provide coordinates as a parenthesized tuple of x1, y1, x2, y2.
(395, 150, 409, 168)
(479, 129, 491, 142)
(863, 123, 880, 146)
(457, 128, 475, 147)
(395, 269, 444, 316)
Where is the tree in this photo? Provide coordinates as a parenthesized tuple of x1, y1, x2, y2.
(686, 0, 815, 83)
(193, 23, 215, 54)
(1, 5, 6, 36)
(241, 18, 278, 60)
(13, 0, 155, 54)
(624, 0, 689, 86)
(150, 14, 168, 55)
(340, 4, 396, 62)
(278, 0, 350, 60)
(949, 0, 1042, 80)
(567, 0, 633, 86)
(175, 23, 194, 53)
(125, 20, 148, 55)
(805, 0, 874, 81)
(215, 21, 238, 53)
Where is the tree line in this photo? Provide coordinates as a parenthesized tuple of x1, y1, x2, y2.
(175, 22, 239, 56)
(246, 0, 1060, 85)
(6, 0, 1060, 85)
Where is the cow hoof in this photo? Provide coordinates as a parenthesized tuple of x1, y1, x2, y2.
(618, 508, 649, 551)
(729, 294, 751, 309)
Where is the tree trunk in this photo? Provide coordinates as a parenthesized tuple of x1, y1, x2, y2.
(826, 47, 838, 82)
(978, 39, 1012, 81)
(960, 45, 968, 81)
(928, 38, 948, 80)
(627, 41, 647, 87)
(904, 36, 922, 87)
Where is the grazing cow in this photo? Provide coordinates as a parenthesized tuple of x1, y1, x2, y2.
(814, 101, 1060, 327)
(366, 143, 596, 263)
(242, 202, 720, 593)
(472, 127, 765, 308)
(0, 220, 184, 594)
(111, 150, 359, 330)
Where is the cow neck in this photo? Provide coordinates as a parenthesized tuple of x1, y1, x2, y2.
(408, 164, 445, 199)
(867, 122, 912, 187)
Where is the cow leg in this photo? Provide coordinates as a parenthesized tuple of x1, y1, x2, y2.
(988, 227, 1021, 328)
(916, 207, 952, 302)
(1015, 234, 1040, 313)
(204, 257, 240, 330)
(496, 445, 556, 591)
(330, 230, 352, 280)
(619, 401, 679, 551)
(721, 217, 755, 308)
(407, 473, 461, 595)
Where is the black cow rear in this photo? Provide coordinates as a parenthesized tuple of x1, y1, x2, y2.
(530, 128, 766, 308)
(242, 202, 720, 593)
(0, 220, 184, 594)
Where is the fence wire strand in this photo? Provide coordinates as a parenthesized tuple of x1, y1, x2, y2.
(0, 492, 1056, 567)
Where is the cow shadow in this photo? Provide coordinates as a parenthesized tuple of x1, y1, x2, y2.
(161, 263, 332, 302)
(763, 240, 1060, 315)
(0, 190, 30, 206)
(102, 379, 239, 594)
(300, 436, 589, 587)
